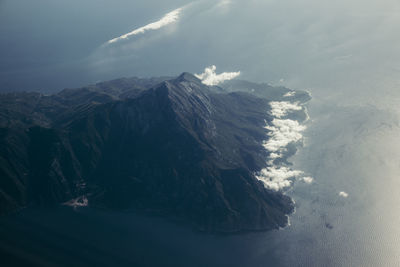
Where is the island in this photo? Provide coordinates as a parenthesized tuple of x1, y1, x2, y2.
(0, 72, 310, 233)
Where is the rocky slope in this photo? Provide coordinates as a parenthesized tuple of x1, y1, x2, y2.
(0, 73, 308, 232)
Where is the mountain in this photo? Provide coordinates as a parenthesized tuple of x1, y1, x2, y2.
(0, 73, 306, 233)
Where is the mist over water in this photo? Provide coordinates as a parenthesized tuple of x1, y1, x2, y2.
(2, 0, 400, 101)
(1, 0, 400, 266)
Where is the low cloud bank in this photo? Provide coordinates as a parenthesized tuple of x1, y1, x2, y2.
(270, 101, 302, 118)
(256, 99, 311, 191)
(263, 118, 306, 152)
(257, 166, 303, 191)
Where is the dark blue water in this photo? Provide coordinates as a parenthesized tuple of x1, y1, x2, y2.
(0, 206, 287, 267)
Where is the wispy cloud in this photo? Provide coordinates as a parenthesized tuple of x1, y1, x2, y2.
(107, 7, 183, 44)
(195, 65, 240, 86)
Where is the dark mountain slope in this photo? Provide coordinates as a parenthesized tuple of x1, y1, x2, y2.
(0, 73, 297, 232)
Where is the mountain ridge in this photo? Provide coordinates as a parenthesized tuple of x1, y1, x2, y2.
(0, 73, 307, 232)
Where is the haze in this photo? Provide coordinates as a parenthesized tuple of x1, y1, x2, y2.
(1, 0, 400, 265)
(0, 0, 398, 102)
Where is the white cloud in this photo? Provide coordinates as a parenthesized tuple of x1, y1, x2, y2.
(263, 119, 306, 152)
(262, 101, 305, 154)
(256, 100, 308, 191)
(107, 7, 183, 44)
(256, 166, 303, 191)
(269, 152, 281, 159)
(195, 65, 240, 86)
(302, 176, 314, 184)
(339, 191, 349, 198)
(269, 101, 302, 118)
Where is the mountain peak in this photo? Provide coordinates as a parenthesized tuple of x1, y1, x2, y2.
(0, 73, 301, 233)
(176, 72, 202, 84)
